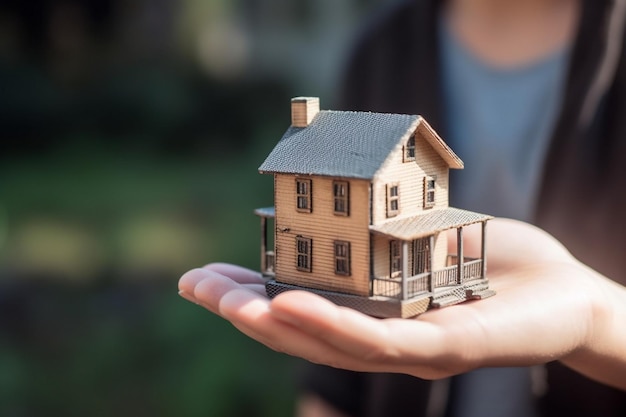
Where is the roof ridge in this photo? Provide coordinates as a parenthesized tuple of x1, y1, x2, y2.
(321, 109, 419, 117)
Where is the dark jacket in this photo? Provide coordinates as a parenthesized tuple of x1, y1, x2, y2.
(301, 0, 626, 416)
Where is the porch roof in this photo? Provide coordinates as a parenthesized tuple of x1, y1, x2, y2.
(370, 207, 492, 240)
(254, 207, 275, 218)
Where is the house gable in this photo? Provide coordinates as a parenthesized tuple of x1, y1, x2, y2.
(415, 120, 463, 170)
(371, 122, 457, 225)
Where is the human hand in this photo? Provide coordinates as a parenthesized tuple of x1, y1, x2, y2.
(178, 218, 626, 389)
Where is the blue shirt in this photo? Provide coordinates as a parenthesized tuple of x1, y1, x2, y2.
(440, 19, 570, 221)
(438, 16, 571, 417)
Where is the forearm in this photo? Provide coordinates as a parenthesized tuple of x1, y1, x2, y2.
(560, 268, 626, 391)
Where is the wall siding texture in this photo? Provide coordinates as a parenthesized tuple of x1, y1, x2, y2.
(274, 174, 371, 296)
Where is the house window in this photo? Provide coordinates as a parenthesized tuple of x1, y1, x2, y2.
(390, 240, 402, 278)
(404, 134, 416, 162)
(334, 241, 351, 275)
(424, 176, 436, 208)
(296, 178, 312, 213)
(333, 181, 349, 216)
(296, 236, 312, 272)
(386, 183, 400, 217)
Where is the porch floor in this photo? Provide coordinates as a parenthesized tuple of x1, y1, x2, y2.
(265, 278, 494, 318)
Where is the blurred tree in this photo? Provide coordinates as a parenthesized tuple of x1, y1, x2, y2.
(0, 0, 381, 415)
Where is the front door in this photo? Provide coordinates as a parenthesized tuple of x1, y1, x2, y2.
(412, 237, 431, 275)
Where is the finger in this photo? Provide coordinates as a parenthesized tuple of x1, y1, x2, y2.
(241, 283, 269, 297)
(218, 288, 411, 373)
(178, 267, 211, 303)
(446, 218, 574, 272)
(202, 262, 264, 284)
(191, 269, 252, 314)
(180, 265, 267, 306)
(188, 277, 407, 372)
(268, 291, 460, 377)
(487, 219, 573, 266)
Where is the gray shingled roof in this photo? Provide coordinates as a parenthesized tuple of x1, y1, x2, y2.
(258, 110, 419, 179)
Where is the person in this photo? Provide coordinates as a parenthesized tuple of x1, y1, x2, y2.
(179, 0, 626, 415)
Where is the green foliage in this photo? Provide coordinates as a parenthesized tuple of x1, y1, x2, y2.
(0, 0, 384, 414)
(0, 284, 300, 416)
(0, 129, 299, 416)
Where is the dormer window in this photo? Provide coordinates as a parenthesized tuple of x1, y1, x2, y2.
(296, 178, 312, 213)
(404, 134, 416, 162)
(333, 181, 349, 216)
(424, 176, 436, 208)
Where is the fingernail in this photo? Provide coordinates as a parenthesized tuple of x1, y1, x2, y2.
(178, 290, 198, 304)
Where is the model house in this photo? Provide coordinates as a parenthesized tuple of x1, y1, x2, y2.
(254, 97, 494, 318)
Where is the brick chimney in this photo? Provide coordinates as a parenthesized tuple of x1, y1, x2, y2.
(291, 97, 320, 127)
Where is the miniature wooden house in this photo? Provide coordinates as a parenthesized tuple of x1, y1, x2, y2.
(255, 97, 494, 318)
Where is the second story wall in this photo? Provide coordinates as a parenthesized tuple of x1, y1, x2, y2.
(371, 130, 450, 226)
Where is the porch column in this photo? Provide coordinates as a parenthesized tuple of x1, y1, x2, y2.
(428, 234, 435, 293)
(481, 221, 487, 279)
(402, 240, 409, 300)
(260, 216, 267, 272)
(457, 227, 464, 285)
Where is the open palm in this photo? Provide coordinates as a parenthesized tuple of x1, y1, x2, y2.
(178, 218, 625, 390)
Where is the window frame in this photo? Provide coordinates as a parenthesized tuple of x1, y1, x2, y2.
(296, 178, 312, 213)
(333, 240, 351, 276)
(386, 183, 400, 217)
(333, 180, 350, 216)
(403, 134, 416, 162)
(423, 176, 436, 209)
(296, 236, 312, 272)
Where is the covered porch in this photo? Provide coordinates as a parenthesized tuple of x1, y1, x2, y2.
(254, 207, 275, 277)
(369, 207, 493, 303)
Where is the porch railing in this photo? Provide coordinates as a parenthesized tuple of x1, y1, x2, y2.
(372, 258, 484, 300)
(433, 265, 458, 287)
(263, 251, 275, 276)
(372, 272, 429, 299)
(371, 277, 402, 298)
(463, 259, 482, 281)
(407, 272, 430, 294)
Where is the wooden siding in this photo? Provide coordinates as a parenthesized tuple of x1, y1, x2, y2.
(372, 130, 450, 226)
(274, 174, 371, 296)
(433, 232, 448, 270)
(372, 233, 391, 279)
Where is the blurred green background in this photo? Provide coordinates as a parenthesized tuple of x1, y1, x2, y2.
(0, 1, 380, 416)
